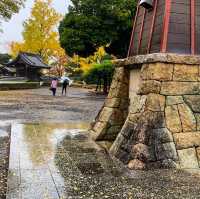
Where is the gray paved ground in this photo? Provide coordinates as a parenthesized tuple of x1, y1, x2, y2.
(0, 87, 105, 199)
(1, 87, 200, 199)
(7, 123, 200, 199)
(0, 87, 105, 123)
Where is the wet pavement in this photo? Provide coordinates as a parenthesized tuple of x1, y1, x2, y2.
(0, 87, 105, 123)
(6, 122, 200, 199)
(7, 123, 91, 199)
(2, 88, 200, 198)
(7, 122, 129, 199)
(0, 87, 105, 199)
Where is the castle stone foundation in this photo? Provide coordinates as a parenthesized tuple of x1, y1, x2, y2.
(91, 53, 200, 170)
(90, 67, 129, 142)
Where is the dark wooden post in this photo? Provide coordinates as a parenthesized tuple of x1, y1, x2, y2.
(25, 64, 28, 79)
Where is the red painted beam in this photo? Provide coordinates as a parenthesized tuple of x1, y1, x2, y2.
(147, 0, 158, 53)
(191, 0, 196, 54)
(127, 2, 140, 57)
(137, 8, 146, 54)
(161, 0, 171, 53)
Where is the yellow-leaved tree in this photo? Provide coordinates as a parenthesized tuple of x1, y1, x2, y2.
(72, 46, 107, 75)
(10, 0, 63, 63)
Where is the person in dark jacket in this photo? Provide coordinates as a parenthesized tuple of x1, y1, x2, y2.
(62, 78, 69, 96)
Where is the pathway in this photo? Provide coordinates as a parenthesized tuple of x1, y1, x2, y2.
(3, 87, 200, 199)
(0, 87, 105, 123)
(7, 123, 128, 199)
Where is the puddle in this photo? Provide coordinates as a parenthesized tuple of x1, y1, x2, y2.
(16, 122, 90, 167)
(8, 122, 200, 199)
(7, 122, 95, 199)
(8, 122, 170, 199)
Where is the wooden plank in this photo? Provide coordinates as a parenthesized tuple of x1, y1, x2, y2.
(137, 8, 146, 54)
(127, 2, 140, 57)
(147, 0, 158, 53)
(191, 0, 195, 54)
(161, 0, 172, 52)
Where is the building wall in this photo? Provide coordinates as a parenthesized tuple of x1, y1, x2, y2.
(131, 7, 144, 55)
(128, 0, 200, 56)
(129, 0, 166, 56)
(16, 64, 26, 77)
(150, 0, 165, 53)
(196, 1, 200, 54)
(167, 0, 191, 54)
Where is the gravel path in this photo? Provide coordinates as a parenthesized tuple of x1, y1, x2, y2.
(0, 125, 10, 199)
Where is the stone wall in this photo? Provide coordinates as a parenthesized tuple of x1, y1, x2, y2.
(110, 56, 200, 170)
(90, 67, 129, 142)
(92, 53, 200, 170)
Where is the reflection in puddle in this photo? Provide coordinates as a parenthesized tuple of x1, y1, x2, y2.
(21, 122, 90, 167)
(8, 122, 92, 199)
(8, 123, 200, 198)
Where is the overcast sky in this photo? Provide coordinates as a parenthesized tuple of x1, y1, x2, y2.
(0, 0, 71, 53)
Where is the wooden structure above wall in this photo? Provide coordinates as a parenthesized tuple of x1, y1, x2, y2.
(128, 0, 200, 56)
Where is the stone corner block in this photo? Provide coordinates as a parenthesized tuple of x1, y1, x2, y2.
(165, 105, 182, 133)
(152, 128, 173, 143)
(177, 148, 199, 169)
(178, 103, 196, 132)
(129, 95, 146, 114)
(166, 96, 184, 106)
(161, 82, 200, 95)
(146, 93, 165, 112)
(141, 63, 173, 81)
(173, 132, 200, 150)
(137, 80, 161, 95)
(173, 64, 199, 81)
(155, 142, 178, 161)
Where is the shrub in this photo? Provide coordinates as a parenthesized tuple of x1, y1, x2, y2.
(83, 60, 114, 93)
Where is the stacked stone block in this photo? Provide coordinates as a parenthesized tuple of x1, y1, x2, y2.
(90, 67, 129, 142)
(91, 53, 200, 169)
(109, 54, 200, 169)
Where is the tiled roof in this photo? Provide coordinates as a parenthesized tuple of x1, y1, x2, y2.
(0, 65, 16, 73)
(6, 52, 50, 68)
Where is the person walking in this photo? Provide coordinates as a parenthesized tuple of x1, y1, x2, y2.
(62, 78, 69, 96)
(50, 78, 58, 96)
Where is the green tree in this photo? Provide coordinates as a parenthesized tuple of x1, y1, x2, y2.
(59, 0, 136, 58)
(0, 53, 11, 64)
(84, 60, 114, 93)
(0, 0, 25, 21)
